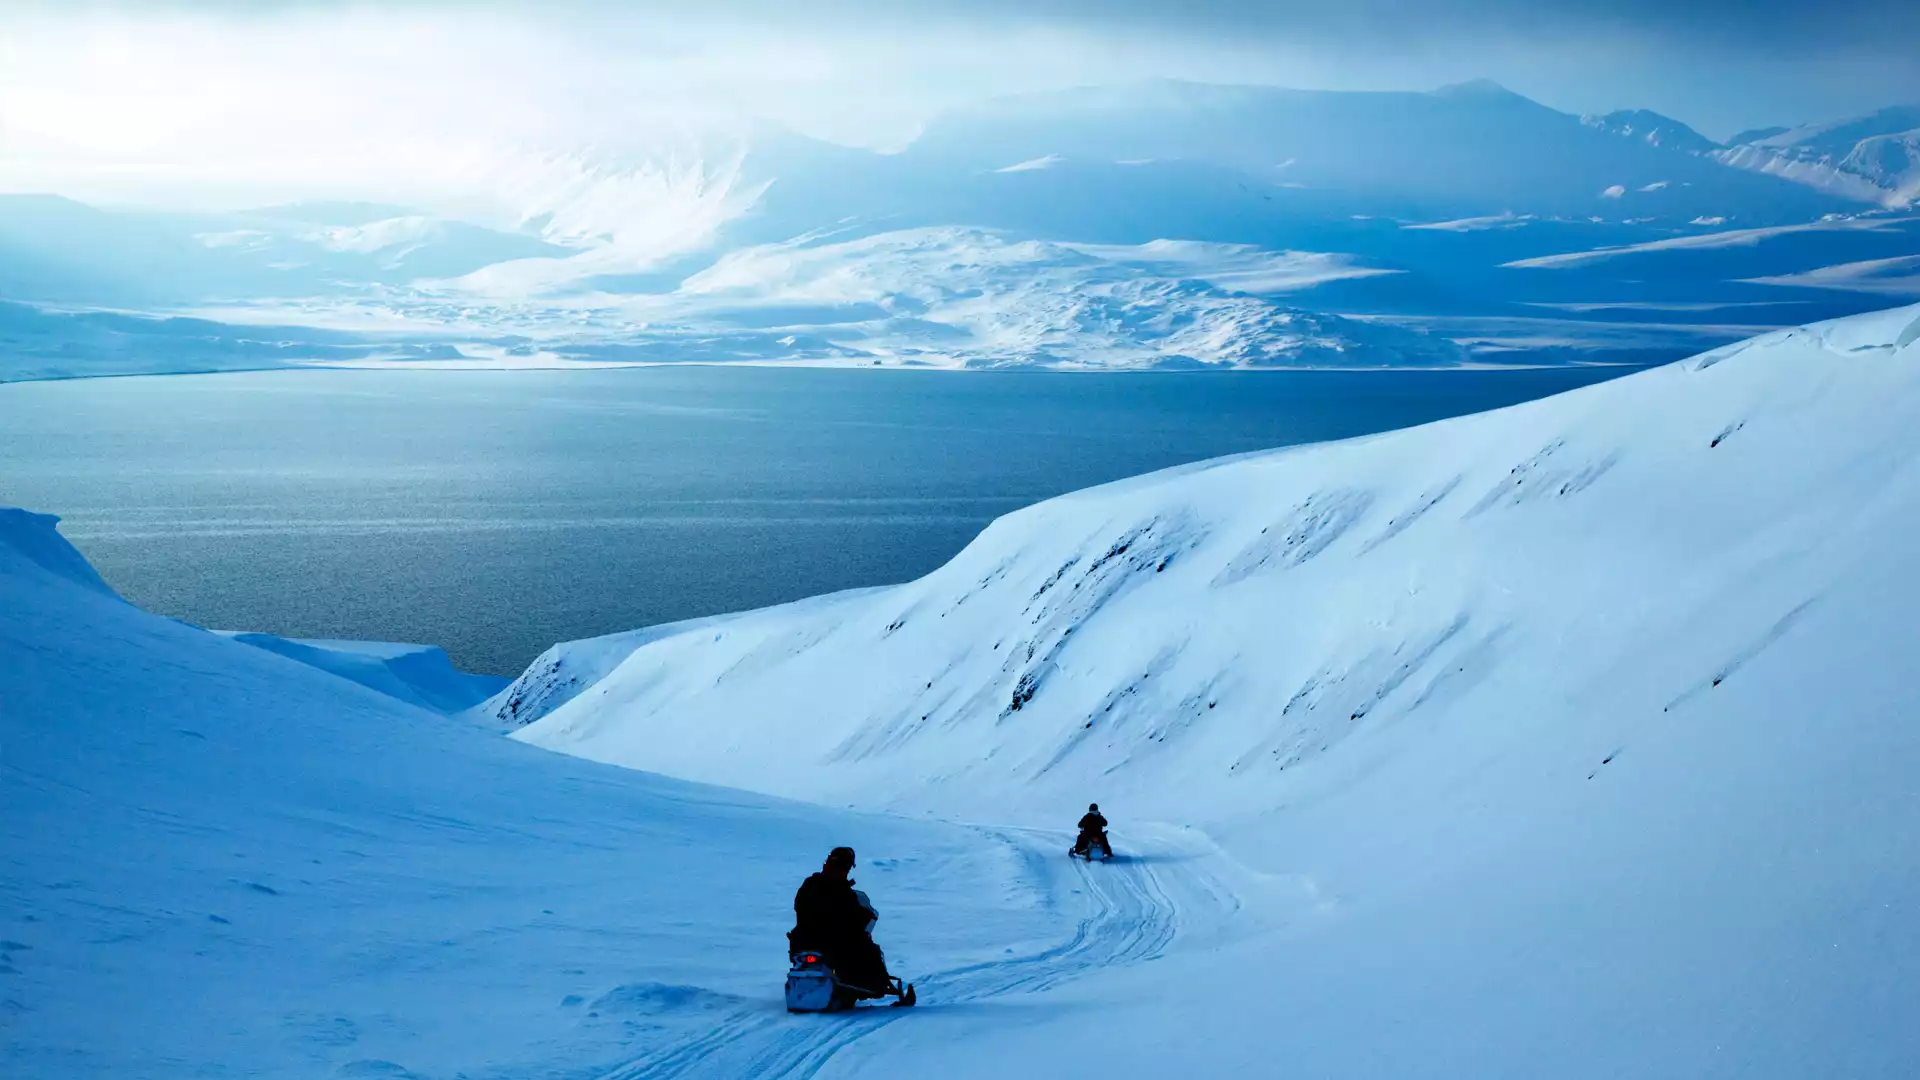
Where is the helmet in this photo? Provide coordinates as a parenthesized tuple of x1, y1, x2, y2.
(1088, 803, 1099, 811)
(826, 846, 855, 869)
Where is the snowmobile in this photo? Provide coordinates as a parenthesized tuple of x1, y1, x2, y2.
(784, 951, 916, 1012)
(785, 887, 916, 1012)
(1070, 831, 1113, 861)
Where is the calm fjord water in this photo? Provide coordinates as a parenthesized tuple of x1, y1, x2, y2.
(1, 366, 1633, 675)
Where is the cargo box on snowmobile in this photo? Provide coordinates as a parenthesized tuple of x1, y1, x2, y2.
(785, 951, 841, 1012)
(785, 951, 916, 1012)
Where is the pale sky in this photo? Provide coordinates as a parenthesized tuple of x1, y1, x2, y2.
(3, 2, 1914, 219)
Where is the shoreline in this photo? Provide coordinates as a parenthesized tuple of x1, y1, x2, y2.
(0, 355, 1652, 387)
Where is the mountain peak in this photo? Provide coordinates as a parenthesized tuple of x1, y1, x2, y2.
(1583, 109, 1721, 153)
(1432, 78, 1518, 99)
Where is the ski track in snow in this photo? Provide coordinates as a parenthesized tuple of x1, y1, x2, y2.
(596, 824, 1228, 1080)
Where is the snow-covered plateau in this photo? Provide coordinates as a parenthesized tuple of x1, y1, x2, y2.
(9, 303, 1920, 1078)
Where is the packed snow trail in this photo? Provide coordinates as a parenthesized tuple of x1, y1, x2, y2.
(594, 823, 1243, 1080)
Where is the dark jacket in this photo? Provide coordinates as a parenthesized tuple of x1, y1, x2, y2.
(1078, 811, 1108, 834)
(792, 872, 869, 951)
(791, 871, 891, 991)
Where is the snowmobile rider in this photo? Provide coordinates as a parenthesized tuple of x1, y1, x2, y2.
(1074, 803, 1110, 855)
(789, 846, 894, 995)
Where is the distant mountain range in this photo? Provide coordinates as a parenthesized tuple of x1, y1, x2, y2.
(1584, 104, 1920, 208)
(714, 80, 1871, 251)
(2, 80, 1915, 379)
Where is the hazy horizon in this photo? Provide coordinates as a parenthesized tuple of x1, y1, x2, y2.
(5, 2, 1915, 219)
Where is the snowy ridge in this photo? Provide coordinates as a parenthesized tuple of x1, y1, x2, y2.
(0, 508, 118, 597)
(469, 587, 885, 731)
(1580, 109, 1720, 154)
(1712, 107, 1920, 208)
(1710, 143, 1897, 205)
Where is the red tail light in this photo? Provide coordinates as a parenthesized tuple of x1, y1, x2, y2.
(800, 952, 822, 963)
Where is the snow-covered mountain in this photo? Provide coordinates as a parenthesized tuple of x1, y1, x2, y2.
(9, 84, 1917, 381)
(1712, 106, 1920, 207)
(0, 228, 1462, 379)
(901, 79, 1848, 224)
(1580, 109, 1721, 154)
(591, 227, 1457, 370)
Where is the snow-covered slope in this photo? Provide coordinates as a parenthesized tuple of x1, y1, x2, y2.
(1714, 107, 1920, 208)
(216, 632, 507, 714)
(468, 589, 885, 731)
(506, 306, 1920, 1072)
(0, 509, 1111, 1078)
(516, 302, 1920, 814)
(1581, 109, 1721, 154)
(0, 195, 563, 308)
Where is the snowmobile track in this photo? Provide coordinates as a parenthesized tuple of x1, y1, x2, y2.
(594, 823, 1230, 1080)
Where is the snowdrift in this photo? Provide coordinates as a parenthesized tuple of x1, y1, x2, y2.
(507, 304, 1920, 1074)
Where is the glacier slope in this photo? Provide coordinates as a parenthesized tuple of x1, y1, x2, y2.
(512, 304, 1920, 1074)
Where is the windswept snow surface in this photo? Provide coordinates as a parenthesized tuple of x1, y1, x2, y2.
(515, 304, 1920, 1075)
(2, 509, 1207, 1079)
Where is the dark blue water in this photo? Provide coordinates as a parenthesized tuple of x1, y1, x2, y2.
(0, 366, 1637, 674)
